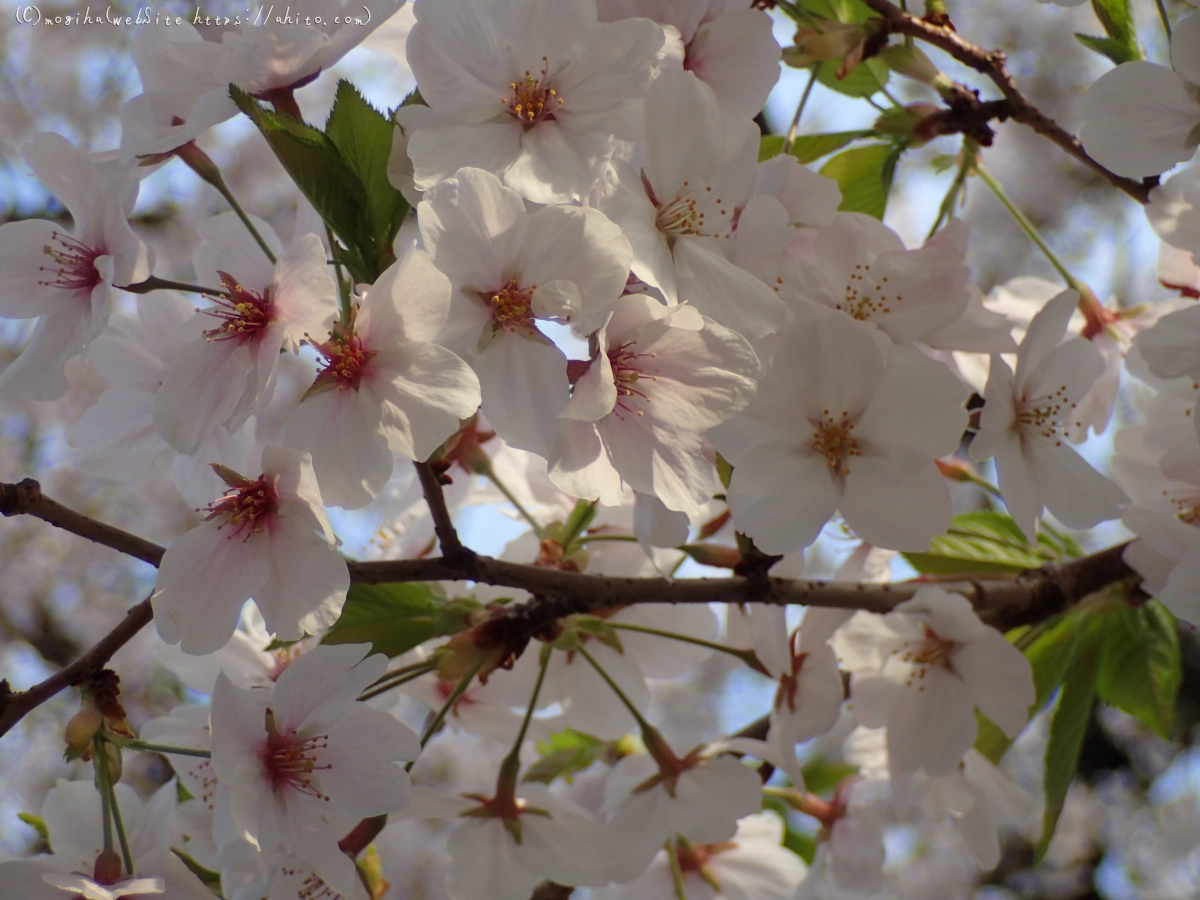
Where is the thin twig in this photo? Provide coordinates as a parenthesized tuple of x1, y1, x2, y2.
(856, 0, 1153, 203)
(413, 461, 470, 562)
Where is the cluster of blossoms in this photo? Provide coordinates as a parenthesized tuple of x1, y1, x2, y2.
(2, 0, 1200, 899)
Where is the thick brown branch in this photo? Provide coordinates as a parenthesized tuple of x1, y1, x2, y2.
(857, 0, 1152, 204)
(0, 597, 152, 739)
(0, 479, 164, 566)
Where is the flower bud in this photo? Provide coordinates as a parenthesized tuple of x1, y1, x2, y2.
(64, 707, 103, 759)
(680, 543, 742, 569)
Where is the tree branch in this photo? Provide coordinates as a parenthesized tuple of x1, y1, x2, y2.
(857, 0, 1153, 203)
(0, 596, 152, 739)
(0, 478, 1140, 740)
(0, 479, 164, 567)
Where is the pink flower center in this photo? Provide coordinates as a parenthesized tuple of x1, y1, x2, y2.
(484, 279, 536, 331)
(608, 339, 658, 418)
(39, 230, 103, 292)
(838, 262, 900, 321)
(202, 271, 272, 343)
(316, 328, 374, 390)
(201, 473, 277, 540)
(502, 59, 562, 126)
(655, 182, 729, 239)
(811, 410, 860, 476)
(263, 708, 332, 801)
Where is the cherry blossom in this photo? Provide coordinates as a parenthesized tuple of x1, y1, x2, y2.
(833, 587, 1035, 777)
(154, 216, 337, 456)
(969, 289, 1127, 539)
(592, 811, 807, 899)
(1079, 13, 1200, 177)
(1133, 306, 1200, 441)
(549, 293, 758, 514)
(401, 0, 664, 203)
(418, 167, 632, 455)
(715, 308, 968, 553)
(211, 643, 419, 897)
(151, 445, 350, 655)
(285, 245, 481, 508)
(0, 133, 150, 400)
(0, 779, 211, 900)
(597, 0, 782, 120)
(599, 67, 784, 336)
(400, 782, 610, 900)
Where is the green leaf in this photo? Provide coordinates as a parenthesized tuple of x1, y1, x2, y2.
(325, 80, 409, 274)
(1096, 600, 1181, 739)
(801, 757, 859, 796)
(561, 500, 599, 552)
(797, 0, 877, 23)
(1090, 0, 1140, 59)
(904, 510, 1062, 576)
(975, 612, 1086, 763)
(819, 143, 897, 220)
(17, 812, 48, 842)
(1037, 621, 1103, 861)
(230, 85, 376, 283)
(760, 130, 875, 165)
(322, 583, 480, 658)
(816, 58, 890, 99)
(1074, 32, 1140, 65)
(760, 799, 818, 863)
(173, 848, 223, 893)
(528, 729, 611, 784)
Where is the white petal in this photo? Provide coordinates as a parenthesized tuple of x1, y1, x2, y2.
(728, 443, 839, 554)
(475, 329, 570, 456)
(372, 341, 482, 461)
(953, 629, 1034, 738)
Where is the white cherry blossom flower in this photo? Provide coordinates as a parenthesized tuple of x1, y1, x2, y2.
(599, 67, 784, 336)
(969, 289, 1127, 539)
(400, 782, 610, 900)
(714, 308, 968, 553)
(0, 780, 211, 900)
(211, 643, 419, 898)
(785, 213, 972, 347)
(1133, 305, 1200, 441)
(0, 133, 150, 400)
(597, 0, 782, 119)
(401, 0, 664, 203)
(592, 811, 807, 899)
(549, 293, 758, 515)
(796, 777, 890, 899)
(604, 749, 764, 883)
(419, 167, 632, 455)
(285, 245, 481, 508)
(832, 587, 1035, 777)
(151, 445, 350, 655)
(154, 216, 337, 456)
(1079, 14, 1200, 177)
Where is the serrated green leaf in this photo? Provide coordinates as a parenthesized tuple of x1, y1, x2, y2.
(322, 583, 480, 658)
(1074, 32, 1140, 65)
(325, 80, 409, 277)
(17, 812, 48, 842)
(1090, 0, 1139, 58)
(1037, 622, 1103, 861)
(230, 85, 377, 283)
(904, 510, 1063, 576)
(1096, 600, 1181, 739)
(816, 58, 890, 99)
(819, 143, 896, 220)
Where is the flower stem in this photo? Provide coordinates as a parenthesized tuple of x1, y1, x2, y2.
(667, 837, 689, 900)
(117, 275, 230, 298)
(576, 533, 638, 544)
(480, 459, 544, 537)
(927, 139, 978, 240)
(509, 644, 552, 757)
(784, 63, 822, 156)
(95, 736, 135, 876)
(495, 645, 552, 804)
(94, 741, 114, 855)
(1155, 0, 1172, 41)
(327, 224, 352, 322)
(975, 163, 1085, 295)
(575, 645, 654, 734)
(358, 658, 440, 701)
(184, 162, 277, 265)
(414, 660, 481, 755)
(120, 740, 212, 758)
(598, 619, 767, 673)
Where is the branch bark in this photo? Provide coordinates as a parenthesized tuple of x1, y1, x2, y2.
(413, 461, 471, 563)
(857, 0, 1153, 204)
(0, 479, 1140, 740)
